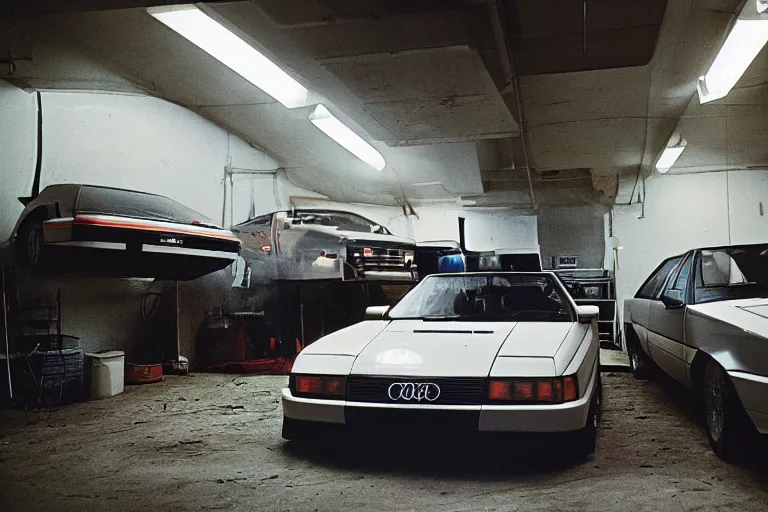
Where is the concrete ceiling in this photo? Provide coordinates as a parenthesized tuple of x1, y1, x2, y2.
(2, 0, 767, 209)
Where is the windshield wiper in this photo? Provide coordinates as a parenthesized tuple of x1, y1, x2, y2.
(422, 315, 462, 321)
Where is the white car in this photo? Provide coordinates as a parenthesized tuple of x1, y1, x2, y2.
(624, 244, 768, 461)
(282, 272, 602, 456)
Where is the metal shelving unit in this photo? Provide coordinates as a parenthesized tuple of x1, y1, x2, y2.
(554, 269, 620, 349)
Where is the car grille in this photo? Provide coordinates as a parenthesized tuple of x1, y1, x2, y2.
(347, 246, 413, 271)
(345, 407, 480, 431)
(346, 376, 487, 406)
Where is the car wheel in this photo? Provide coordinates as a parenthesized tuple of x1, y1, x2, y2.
(281, 417, 308, 441)
(627, 339, 651, 379)
(571, 392, 598, 458)
(15, 215, 46, 273)
(703, 360, 754, 462)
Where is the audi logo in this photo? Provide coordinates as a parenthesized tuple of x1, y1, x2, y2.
(387, 382, 441, 402)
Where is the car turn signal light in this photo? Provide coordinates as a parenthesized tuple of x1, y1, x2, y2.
(293, 375, 346, 398)
(488, 376, 578, 404)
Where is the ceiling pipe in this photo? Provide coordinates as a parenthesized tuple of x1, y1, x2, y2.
(487, 0, 537, 210)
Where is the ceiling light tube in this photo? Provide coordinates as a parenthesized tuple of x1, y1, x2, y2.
(147, 5, 308, 108)
(698, 10, 768, 103)
(309, 104, 386, 171)
(656, 139, 687, 174)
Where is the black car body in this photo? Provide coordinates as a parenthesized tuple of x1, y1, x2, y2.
(7, 184, 241, 280)
(231, 209, 417, 283)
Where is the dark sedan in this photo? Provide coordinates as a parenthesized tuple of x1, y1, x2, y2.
(7, 184, 241, 280)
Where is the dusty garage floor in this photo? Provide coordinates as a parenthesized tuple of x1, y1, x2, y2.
(1, 372, 767, 512)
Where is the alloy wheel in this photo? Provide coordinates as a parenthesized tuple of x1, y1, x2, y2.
(27, 225, 41, 265)
(705, 368, 726, 442)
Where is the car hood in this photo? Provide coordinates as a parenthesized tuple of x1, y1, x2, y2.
(689, 298, 768, 338)
(346, 320, 573, 377)
(291, 224, 414, 245)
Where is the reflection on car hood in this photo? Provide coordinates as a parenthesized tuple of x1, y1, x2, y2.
(689, 298, 768, 338)
(291, 224, 414, 245)
(300, 319, 575, 377)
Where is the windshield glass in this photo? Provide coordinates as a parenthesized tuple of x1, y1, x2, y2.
(695, 245, 768, 303)
(388, 274, 574, 322)
(288, 210, 390, 235)
(77, 186, 217, 227)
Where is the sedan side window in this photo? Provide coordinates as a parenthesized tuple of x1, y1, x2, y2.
(636, 256, 683, 299)
(669, 255, 692, 293)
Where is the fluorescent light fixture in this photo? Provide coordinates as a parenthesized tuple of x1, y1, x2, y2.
(147, 5, 308, 108)
(412, 181, 443, 187)
(656, 139, 687, 173)
(698, 17, 768, 103)
(309, 104, 386, 171)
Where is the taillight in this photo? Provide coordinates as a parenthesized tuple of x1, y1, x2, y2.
(488, 376, 578, 404)
(292, 375, 346, 398)
(563, 376, 578, 401)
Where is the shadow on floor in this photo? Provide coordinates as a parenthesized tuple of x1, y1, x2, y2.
(280, 430, 592, 480)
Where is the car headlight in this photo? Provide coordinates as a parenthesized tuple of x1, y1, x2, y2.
(290, 374, 346, 399)
(487, 376, 578, 404)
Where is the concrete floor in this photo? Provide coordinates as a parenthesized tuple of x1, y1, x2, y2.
(1, 372, 768, 512)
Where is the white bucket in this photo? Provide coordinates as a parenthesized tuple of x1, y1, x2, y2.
(86, 351, 125, 400)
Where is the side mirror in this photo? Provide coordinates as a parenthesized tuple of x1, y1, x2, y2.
(576, 305, 600, 324)
(660, 291, 684, 309)
(365, 306, 390, 320)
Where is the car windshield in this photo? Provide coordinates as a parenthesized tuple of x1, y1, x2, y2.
(289, 211, 390, 235)
(388, 274, 574, 322)
(77, 186, 218, 227)
(695, 245, 768, 303)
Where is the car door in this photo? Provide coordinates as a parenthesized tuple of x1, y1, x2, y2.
(647, 252, 693, 384)
(628, 256, 683, 354)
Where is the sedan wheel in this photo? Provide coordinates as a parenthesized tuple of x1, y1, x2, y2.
(26, 224, 42, 266)
(703, 360, 753, 462)
(15, 216, 46, 273)
(628, 341, 650, 379)
(704, 364, 726, 443)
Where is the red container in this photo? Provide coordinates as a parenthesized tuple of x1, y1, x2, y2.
(125, 363, 163, 384)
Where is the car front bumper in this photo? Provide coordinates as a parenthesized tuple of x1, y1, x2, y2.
(729, 370, 768, 434)
(281, 375, 594, 433)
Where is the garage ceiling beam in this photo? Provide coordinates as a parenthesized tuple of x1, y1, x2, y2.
(7, 1, 197, 16)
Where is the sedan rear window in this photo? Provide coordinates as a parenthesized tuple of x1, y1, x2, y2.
(388, 274, 574, 322)
(76, 186, 216, 227)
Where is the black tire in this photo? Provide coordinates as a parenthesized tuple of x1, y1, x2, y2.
(571, 392, 599, 458)
(627, 337, 652, 379)
(281, 416, 308, 441)
(703, 360, 755, 462)
(15, 215, 46, 273)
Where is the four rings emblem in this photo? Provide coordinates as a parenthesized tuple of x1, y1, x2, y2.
(387, 382, 441, 402)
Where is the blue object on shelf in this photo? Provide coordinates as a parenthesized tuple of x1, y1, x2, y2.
(438, 253, 466, 273)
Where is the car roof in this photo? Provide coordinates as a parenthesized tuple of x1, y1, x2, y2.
(42, 183, 168, 199)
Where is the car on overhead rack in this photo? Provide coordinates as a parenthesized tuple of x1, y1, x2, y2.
(5, 184, 241, 280)
(624, 244, 768, 461)
(281, 271, 602, 457)
(231, 209, 418, 283)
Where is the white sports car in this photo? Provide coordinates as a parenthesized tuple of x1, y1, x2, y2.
(282, 272, 602, 456)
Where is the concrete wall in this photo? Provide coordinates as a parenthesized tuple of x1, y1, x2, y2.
(0, 82, 37, 240)
(1, 82, 279, 362)
(538, 205, 607, 269)
(612, 170, 768, 317)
